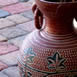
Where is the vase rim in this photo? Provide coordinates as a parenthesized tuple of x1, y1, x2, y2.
(40, 0, 77, 4)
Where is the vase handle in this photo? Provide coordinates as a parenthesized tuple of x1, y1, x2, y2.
(32, 3, 43, 29)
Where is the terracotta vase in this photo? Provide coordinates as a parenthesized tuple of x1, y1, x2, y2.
(18, 0, 77, 77)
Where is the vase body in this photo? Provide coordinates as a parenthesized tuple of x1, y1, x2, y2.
(18, 0, 77, 77)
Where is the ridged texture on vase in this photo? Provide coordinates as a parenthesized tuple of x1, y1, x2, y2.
(18, 30, 77, 77)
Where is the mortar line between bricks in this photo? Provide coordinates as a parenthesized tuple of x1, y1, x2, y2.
(16, 21, 35, 33)
(0, 60, 8, 71)
(9, 42, 20, 49)
(8, 64, 18, 67)
(0, 33, 8, 41)
(7, 35, 25, 40)
(0, 24, 17, 30)
(0, 72, 9, 77)
(0, 14, 11, 19)
(0, 2, 19, 8)
(1, 64, 18, 72)
(26, 17, 34, 20)
(6, 19, 17, 25)
(7, 18, 32, 25)
(15, 19, 34, 25)
(2, 64, 18, 71)
(14, 8, 32, 14)
(2, 71, 9, 77)
(0, 48, 19, 56)
(23, 19, 34, 23)
(13, 10, 32, 14)
(0, 28, 30, 41)
(0, 18, 34, 30)
(0, 18, 33, 30)
(0, 60, 8, 67)
(18, 27, 32, 33)
(1, 65, 18, 77)
(7, 33, 29, 40)
(20, 14, 34, 20)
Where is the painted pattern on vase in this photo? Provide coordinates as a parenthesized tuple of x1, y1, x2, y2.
(18, 30, 77, 77)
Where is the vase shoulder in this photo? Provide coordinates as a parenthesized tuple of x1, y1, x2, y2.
(21, 30, 77, 50)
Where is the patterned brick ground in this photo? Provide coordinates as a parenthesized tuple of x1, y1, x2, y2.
(8, 35, 26, 47)
(2, 3, 32, 14)
(0, 50, 19, 66)
(20, 10, 34, 19)
(0, 18, 16, 29)
(0, 0, 18, 7)
(0, 10, 10, 18)
(17, 20, 35, 32)
(0, 72, 8, 77)
(2, 67, 20, 77)
(0, 26, 28, 39)
(6, 14, 30, 24)
(0, 35, 7, 42)
(0, 42, 18, 55)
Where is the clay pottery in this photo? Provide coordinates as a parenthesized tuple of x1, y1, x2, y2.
(18, 0, 77, 77)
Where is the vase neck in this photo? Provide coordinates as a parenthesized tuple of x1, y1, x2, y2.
(44, 17, 74, 35)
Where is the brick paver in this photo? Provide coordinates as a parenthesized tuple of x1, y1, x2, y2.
(0, 61, 8, 71)
(6, 14, 30, 24)
(0, 35, 7, 42)
(0, 42, 18, 55)
(0, 18, 16, 29)
(17, 20, 35, 32)
(19, 0, 29, 2)
(20, 10, 34, 19)
(0, 72, 8, 77)
(0, 0, 18, 7)
(8, 35, 26, 47)
(2, 67, 20, 77)
(2, 3, 32, 14)
(0, 51, 19, 66)
(0, 9, 10, 18)
(0, 26, 28, 39)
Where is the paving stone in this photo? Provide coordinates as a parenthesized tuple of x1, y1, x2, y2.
(19, 0, 29, 2)
(17, 20, 35, 32)
(0, 10, 10, 18)
(0, 18, 16, 29)
(8, 35, 26, 47)
(26, 0, 34, 5)
(6, 14, 30, 24)
(0, 50, 19, 66)
(0, 72, 8, 77)
(2, 3, 32, 14)
(0, 42, 18, 55)
(28, 0, 34, 3)
(0, 35, 7, 42)
(2, 66, 20, 77)
(0, 26, 28, 39)
(0, 61, 8, 71)
(20, 10, 34, 19)
(0, 0, 18, 7)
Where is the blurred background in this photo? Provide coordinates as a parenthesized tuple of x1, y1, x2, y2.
(0, 0, 35, 77)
